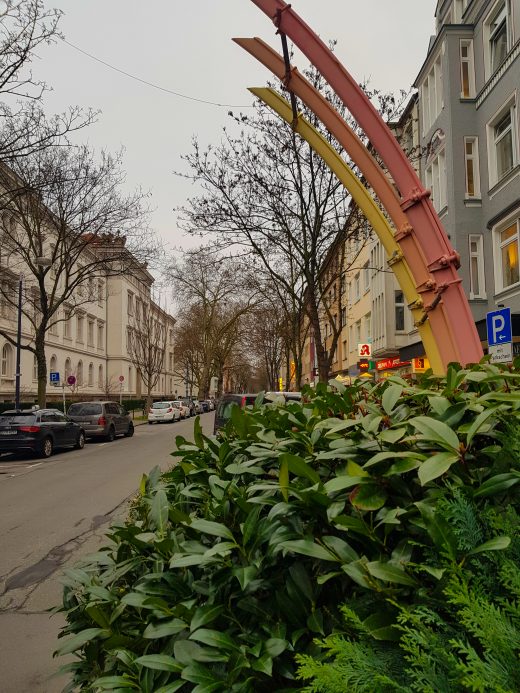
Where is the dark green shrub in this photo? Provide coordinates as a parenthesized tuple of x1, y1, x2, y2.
(55, 363, 520, 691)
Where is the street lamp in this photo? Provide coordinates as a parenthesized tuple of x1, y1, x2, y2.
(14, 256, 52, 410)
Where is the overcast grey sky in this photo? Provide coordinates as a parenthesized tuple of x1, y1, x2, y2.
(32, 1, 437, 252)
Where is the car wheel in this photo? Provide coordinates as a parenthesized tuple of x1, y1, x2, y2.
(124, 423, 134, 437)
(106, 426, 115, 442)
(148, 421, 153, 425)
(39, 437, 53, 459)
(75, 432, 85, 449)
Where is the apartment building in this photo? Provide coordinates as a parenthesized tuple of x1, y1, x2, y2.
(0, 201, 176, 404)
(401, 0, 520, 363)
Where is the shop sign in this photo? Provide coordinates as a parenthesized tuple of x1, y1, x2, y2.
(358, 343, 372, 357)
(376, 357, 411, 371)
(412, 357, 430, 372)
(358, 359, 376, 370)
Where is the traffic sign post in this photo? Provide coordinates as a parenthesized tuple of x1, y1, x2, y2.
(49, 371, 60, 384)
(119, 375, 124, 404)
(486, 308, 513, 364)
(486, 307, 512, 346)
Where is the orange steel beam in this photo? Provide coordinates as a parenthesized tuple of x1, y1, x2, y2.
(233, 37, 459, 369)
(248, 0, 484, 367)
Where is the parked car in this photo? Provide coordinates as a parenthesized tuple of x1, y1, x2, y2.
(206, 400, 215, 411)
(67, 401, 134, 441)
(214, 392, 301, 433)
(172, 400, 190, 419)
(200, 400, 210, 413)
(0, 408, 85, 458)
(192, 399, 203, 414)
(148, 401, 180, 424)
(181, 398, 195, 416)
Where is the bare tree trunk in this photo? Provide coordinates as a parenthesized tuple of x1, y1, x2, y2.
(35, 330, 47, 408)
(307, 295, 330, 382)
(146, 384, 152, 414)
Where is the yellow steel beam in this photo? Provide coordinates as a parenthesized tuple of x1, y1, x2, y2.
(249, 87, 443, 374)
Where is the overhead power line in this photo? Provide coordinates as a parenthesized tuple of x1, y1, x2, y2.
(61, 38, 251, 108)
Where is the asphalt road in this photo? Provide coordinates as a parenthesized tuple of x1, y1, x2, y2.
(0, 412, 215, 693)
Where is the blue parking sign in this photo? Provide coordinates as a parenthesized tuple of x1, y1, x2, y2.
(49, 371, 60, 383)
(486, 308, 512, 346)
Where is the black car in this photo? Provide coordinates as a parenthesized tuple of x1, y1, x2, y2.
(0, 408, 85, 458)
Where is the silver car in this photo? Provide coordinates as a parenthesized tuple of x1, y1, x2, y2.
(67, 401, 134, 441)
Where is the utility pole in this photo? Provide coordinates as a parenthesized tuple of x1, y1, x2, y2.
(14, 275, 23, 410)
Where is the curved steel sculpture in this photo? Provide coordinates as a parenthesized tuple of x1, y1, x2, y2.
(250, 86, 444, 373)
(242, 0, 484, 371)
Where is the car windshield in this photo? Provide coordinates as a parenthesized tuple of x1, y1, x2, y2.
(172, 402, 182, 407)
(0, 413, 36, 425)
(152, 403, 170, 409)
(68, 403, 102, 416)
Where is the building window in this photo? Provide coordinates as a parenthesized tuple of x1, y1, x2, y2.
(486, 1, 511, 76)
(169, 353, 174, 371)
(464, 137, 481, 198)
(77, 314, 84, 343)
(363, 262, 370, 292)
(128, 366, 133, 391)
(355, 320, 361, 345)
(489, 103, 516, 185)
(469, 234, 486, 299)
(395, 290, 405, 331)
(50, 355, 57, 377)
(496, 219, 519, 290)
(1, 343, 13, 377)
(97, 280, 104, 306)
(421, 52, 443, 134)
(49, 318, 58, 336)
(354, 274, 360, 301)
(87, 318, 95, 347)
(365, 312, 372, 341)
(76, 361, 83, 387)
(65, 358, 71, 379)
(341, 307, 347, 327)
(98, 364, 104, 389)
(425, 148, 447, 212)
(460, 39, 475, 98)
(342, 339, 347, 360)
(127, 291, 134, 316)
(126, 328, 132, 353)
(340, 273, 346, 294)
(88, 362, 94, 386)
(64, 308, 71, 339)
(97, 322, 104, 350)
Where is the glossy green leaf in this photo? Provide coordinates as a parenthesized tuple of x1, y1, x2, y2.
(91, 676, 138, 690)
(186, 519, 234, 541)
(280, 452, 320, 484)
(382, 384, 403, 414)
(279, 457, 289, 502)
(232, 566, 258, 590)
(468, 536, 511, 555)
(349, 484, 388, 511)
(366, 560, 416, 586)
(55, 628, 106, 655)
(465, 407, 499, 446)
(280, 539, 339, 562)
(190, 605, 224, 631)
(149, 488, 169, 535)
(473, 473, 520, 498)
(410, 416, 460, 452)
(418, 451, 459, 485)
(190, 628, 238, 651)
(143, 619, 186, 639)
(324, 475, 364, 494)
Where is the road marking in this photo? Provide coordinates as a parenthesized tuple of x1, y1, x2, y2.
(28, 463, 43, 469)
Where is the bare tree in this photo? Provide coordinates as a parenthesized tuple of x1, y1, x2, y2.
(0, 141, 154, 406)
(177, 57, 401, 382)
(127, 302, 167, 412)
(168, 247, 259, 397)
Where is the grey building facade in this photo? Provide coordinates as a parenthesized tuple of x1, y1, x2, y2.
(403, 0, 520, 360)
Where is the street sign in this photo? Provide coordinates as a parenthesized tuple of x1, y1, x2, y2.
(358, 343, 372, 357)
(489, 342, 513, 364)
(49, 371, 60, 383)
(486, 307, 512, 346)
(67, 375, 76, 386)
(119, 375, 125, 382)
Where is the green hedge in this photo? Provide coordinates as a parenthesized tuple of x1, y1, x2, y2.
(55, 362, 520, 691)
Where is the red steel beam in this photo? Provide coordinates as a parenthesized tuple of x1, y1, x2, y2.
(249, 0, 483, 366)
(233, 37, 463, 367)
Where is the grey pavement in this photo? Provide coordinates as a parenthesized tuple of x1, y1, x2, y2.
(0, 413, 215, 693)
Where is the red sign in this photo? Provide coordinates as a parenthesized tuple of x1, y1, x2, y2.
(376, 357, 411, 371)
(358, 343, 372, 357)
(67, 375, 76, 385)
(119, 375, 125, 382)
